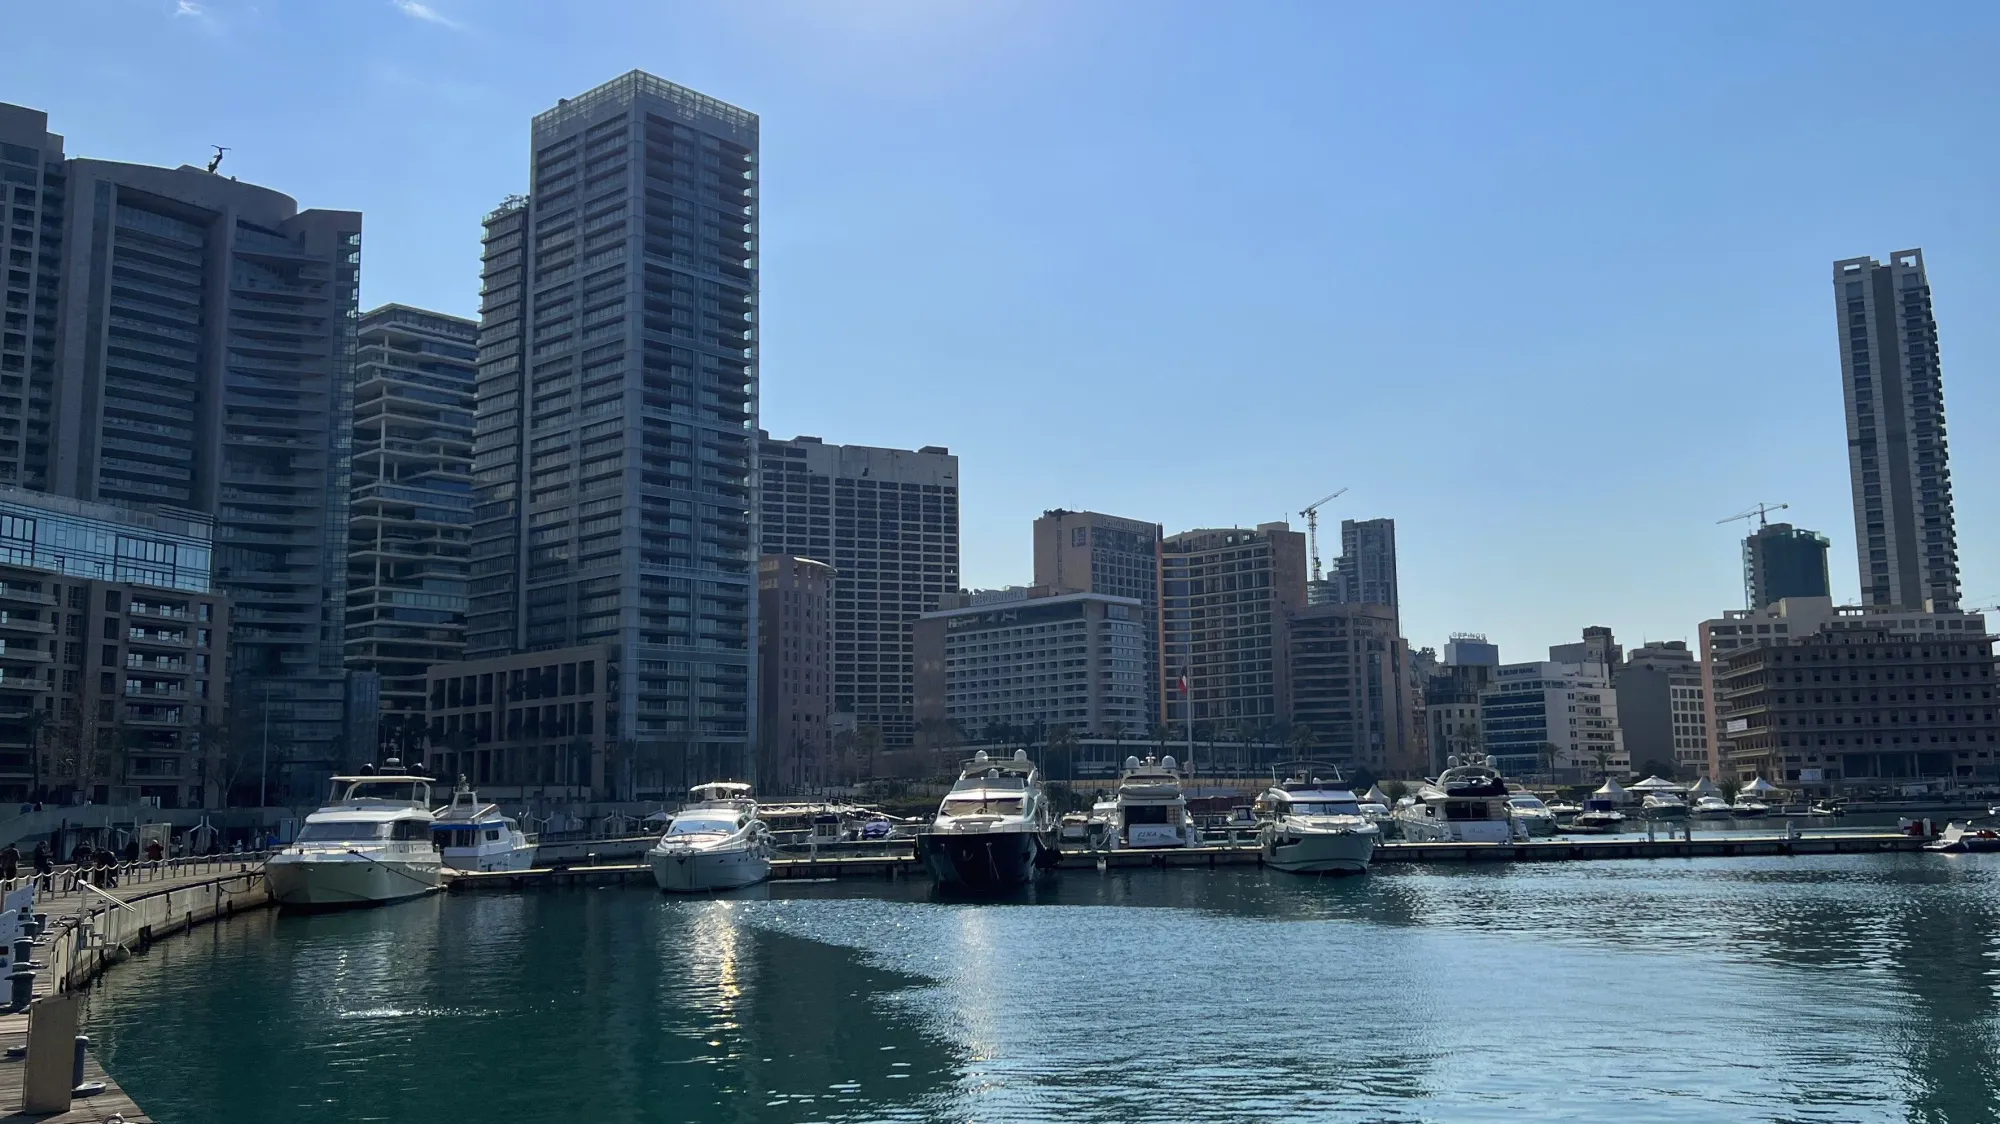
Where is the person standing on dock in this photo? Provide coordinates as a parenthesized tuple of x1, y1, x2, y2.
(0, 842, 17, 888)
(31, 841, 50, 892)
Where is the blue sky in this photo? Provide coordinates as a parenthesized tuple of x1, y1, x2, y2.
(11, 1, 2000, 660)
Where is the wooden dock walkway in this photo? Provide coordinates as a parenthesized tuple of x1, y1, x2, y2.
(0, 858, 270, 1122)
(445, 830, 1929, 890)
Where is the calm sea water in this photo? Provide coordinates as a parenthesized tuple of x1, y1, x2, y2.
(82, 855, 2000, 1123)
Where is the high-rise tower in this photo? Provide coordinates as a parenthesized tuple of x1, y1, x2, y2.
(1032, 509, 1162, 728)
(1835, 250, 1957, 611)
(757, 435, 958, 748)
(345, 304, 477, 758)
(469, 72, 760, 792)
(1742, 522, 1830, 609)
(3, 99, 362, 795)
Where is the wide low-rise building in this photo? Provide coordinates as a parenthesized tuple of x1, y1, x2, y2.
(913, 586, 1147, 744)
(1480, 661, 1626, 782)
(1697, 596, 1988, 780)
(423, 643, 617, 801)
(1701, 597, 1993, 793)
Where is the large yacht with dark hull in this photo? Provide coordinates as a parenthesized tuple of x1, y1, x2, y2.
(919, 750, 1057, 891)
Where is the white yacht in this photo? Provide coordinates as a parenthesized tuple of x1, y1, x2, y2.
(1391, 765, 1514, 843)
(1642, 793, 1689, 819)
(1109, 755, 1199, 849)
(1507, 793, 1559, 836)
(1256, 763, 1379, 874)
(1731, 799, 1772, 818)
(919, 750, 1056, 891)
(429, 780, 538, 872)
(1691, 795, 1735, 819)
(648, 782, 773, 893)
(265, 769, 442, 909)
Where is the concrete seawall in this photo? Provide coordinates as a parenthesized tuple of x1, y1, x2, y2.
(0, 861, 273, 1121)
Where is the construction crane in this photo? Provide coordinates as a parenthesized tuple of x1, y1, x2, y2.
(206, 145, 229, 174)
(1299, 487, 1349, 585)
(1718, 502, 1788, 528)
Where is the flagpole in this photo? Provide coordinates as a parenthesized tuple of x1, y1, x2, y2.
(1183, 670, 1194, 777)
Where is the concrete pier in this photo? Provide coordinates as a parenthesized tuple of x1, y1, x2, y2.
(0, 859, 271, 1121)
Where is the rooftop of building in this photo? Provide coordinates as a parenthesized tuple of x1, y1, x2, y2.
(534, 69, 757, 136)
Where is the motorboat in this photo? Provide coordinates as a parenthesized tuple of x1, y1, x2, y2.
(1691, 795, 1735, 819)
(1731, 799, 1771, 818)
(1807, 800, 1847, 818)
(429, 779, 538, 873)
(919, 750, 1057, 891)
(1924, 822, 2000, 853)
(1255, 763, 1379, 874)
(1507, 793, 1559, 837)
(1109, 755, 1199, 849)
(1391, 765, 1514, 843)
(1544, 801, 1581, 817)
(1572, 795, 1627, 832)
(265, 768, 441, 909)
(1641, 793, 1689, 820)
(1058, 812, 1091, 844)
(648, 782, 773, 893)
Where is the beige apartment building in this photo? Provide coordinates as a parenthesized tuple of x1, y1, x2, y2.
(424, 644, 617, 800)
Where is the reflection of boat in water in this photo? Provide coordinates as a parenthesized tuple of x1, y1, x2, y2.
(919, 750, 1056, 891)
(649, 782, 773, 893)
(430, 780, 538, 872)
(266, 768, 441, 909)
(1925, 822, 2000, 853)
(1109, 755, 1199, 849)
(1256, 763, 1378, 874)
(1392, 766, 1513, 843)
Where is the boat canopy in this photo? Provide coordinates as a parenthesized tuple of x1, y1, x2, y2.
(1740, 777, 1782, 796)
(1628, 776, 1683, 793)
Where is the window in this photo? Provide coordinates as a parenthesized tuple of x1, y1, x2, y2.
(104, 591, 120, 612)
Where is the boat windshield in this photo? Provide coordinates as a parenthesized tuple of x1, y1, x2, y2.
(1287, 801, 1360, 817)
(942, 796, 1023, 817)
(296, 821, 391, 843)
(668, 816, 739, 836)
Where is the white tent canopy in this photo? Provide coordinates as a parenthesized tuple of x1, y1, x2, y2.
(1592, 778, 1629, 803)
(1740, 777, 1783, 796)
(1686, 777, 1722, 799)
(1628, 775, 1684, 793)
(1363, 785, 1391, 806)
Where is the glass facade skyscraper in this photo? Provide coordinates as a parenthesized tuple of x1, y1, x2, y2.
(470, 72, 759, 794)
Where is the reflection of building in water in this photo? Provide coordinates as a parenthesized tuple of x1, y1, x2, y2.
(1887, 873, 2000, 1118)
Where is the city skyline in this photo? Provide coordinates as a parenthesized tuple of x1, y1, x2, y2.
(6, 2, 1999, 664)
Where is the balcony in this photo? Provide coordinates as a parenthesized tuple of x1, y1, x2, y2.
(0, 673, 49, 692)
(124, 684, 188, 699)
(0, 643, 50, 664)
(124, 706, 186, 727)
(126, 654, 189, 673)
(127, 627, 192, 648)
(0, 583, 54, 607)
(0, 612, 52, 635)
(128, 602, 191, 620)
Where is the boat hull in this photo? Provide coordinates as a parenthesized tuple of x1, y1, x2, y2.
(920, 829, 1044, 891)
(649, 845, 771, 893)
(265, 852, 441, 910)
(1393, 814, 1514, 843)
(441, 844, 538, 873)
(1512, 815, 1558, 837)
(1263, 828, 1376, 874)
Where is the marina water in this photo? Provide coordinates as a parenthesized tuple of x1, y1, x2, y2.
(81, 854, 2000, 1122)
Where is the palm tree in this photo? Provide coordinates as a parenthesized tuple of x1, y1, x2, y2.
(1047, 723, 1078, 784)
(1287, 722, 1316, 759)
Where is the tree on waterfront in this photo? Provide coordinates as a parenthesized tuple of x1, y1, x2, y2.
(1288, 722, 1316, 759)
(1047, 723, 1078, 782)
